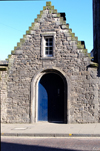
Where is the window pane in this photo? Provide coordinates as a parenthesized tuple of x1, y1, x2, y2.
(45, 47, 48, 50)
(49, 38, 52, 41)
(44, 37, 53, 57)
(49, 51, 52, 55)
(45, 51, 48, 55)
(46, 43, 48, 46)
(50, 47, 52, 50)
(49, 43, 52, 46)
(46, 39, 48, 42)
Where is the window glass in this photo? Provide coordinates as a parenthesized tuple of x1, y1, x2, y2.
(44, 37, 53, 57)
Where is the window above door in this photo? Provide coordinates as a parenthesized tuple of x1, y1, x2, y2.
(44, 37, 53, 57)
(40, 32, 56, 59)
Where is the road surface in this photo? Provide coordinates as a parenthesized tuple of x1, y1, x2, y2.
(1, 137, 100, 151)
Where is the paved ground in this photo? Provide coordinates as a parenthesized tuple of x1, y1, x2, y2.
(1, 122, 100, 137)
(1, 137, 100, 151)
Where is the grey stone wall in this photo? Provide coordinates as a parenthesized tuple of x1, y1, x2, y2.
(0, 70, 8, 123)
(0, 2, 100, 123)
(98, 77, 100, 122)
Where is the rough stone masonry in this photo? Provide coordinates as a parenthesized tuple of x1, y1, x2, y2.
(0, 1, 100, 123)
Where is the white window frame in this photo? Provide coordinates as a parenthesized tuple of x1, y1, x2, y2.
(40, 32, 56, 59)
(44, 37, 53, 57)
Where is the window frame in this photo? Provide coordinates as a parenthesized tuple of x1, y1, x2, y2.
(40, 32, 56, 59)
(44, 36, 53, 57)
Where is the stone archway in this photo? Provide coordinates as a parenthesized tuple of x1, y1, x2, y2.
(31, 68, 69, 123)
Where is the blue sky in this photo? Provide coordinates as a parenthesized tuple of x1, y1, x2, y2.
(0, 0, 93, 60)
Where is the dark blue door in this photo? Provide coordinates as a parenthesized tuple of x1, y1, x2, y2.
(38, 82, 48, 121)
(38, 73, 64, 122)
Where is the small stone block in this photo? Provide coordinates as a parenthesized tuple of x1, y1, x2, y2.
(69, 29, 72, 33)
(53, 9, 57, 13)
(37, 14, 41, 18)
(77, 45, 84, 49)
(30, 31, 36, 35)
(32, 23, 35, 27)
(43, 6, 46, 10)
(51, 6, 54, 10)
(29, 27, 32, 31)
(84, 57, 88, 61)
(66, 24, 69, 28)
(14, 46, 17, 50)
(20, 38, 25, 44)
(57, 13, 60, 17)
(61, 25, 67, 29)
(72, 33, 75, 37)
(40, 11, 43, 15)
(47, 6, 54, 10)
(46, 1, 52, 6)
(11, 50, 15, 55)
(34, 18, 38, 22)
(17, 42, 20, 47)
(15, 50, 23, 55)
(8, 55, 11, 58)
(82, 49, 87, 54)
(26, 30, 30, 34)
(77, 41, 81, 45)
(75, 37, 78, 41)
(60, 17, 64, 22)
(23, 35, 26, 39)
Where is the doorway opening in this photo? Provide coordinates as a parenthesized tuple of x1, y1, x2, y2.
(38, 73, 65, 123)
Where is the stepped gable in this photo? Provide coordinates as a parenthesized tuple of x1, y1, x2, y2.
(7, 1, 91, 62)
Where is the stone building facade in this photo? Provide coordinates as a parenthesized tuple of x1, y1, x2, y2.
(0, 1, 100, 123)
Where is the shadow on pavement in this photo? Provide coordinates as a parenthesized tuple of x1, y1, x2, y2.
(1, 142, 82, 151)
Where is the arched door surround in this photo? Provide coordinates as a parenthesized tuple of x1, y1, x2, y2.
(31, 67, 70, 123)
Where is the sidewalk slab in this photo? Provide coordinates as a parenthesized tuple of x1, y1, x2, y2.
(1, 123, 100, 137)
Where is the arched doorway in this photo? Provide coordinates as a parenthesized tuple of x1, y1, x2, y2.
(38, 73, 65, 123)
(31, 68, 69, 123)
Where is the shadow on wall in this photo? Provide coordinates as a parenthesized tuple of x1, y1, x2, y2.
(1, 142, 79, 151)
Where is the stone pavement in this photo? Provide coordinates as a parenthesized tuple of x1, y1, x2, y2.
(1, 122, 100, 137)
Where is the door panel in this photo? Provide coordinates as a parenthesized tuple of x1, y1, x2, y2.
(38, 82, 48, 121)
(38, 73, 64, 122)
